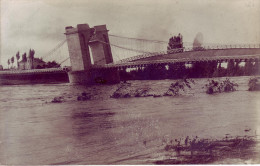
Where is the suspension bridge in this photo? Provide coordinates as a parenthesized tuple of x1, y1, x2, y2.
(1, 23, 260, 85)
(38, 33, 260, 69)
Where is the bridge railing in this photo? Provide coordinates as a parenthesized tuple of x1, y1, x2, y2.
(117, 43, 260, 63)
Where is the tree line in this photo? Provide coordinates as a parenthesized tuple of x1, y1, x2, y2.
(7, 49, 35, 69)
(7, 49, 60, 69)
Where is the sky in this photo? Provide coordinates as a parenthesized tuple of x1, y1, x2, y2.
(1, 0, 260, 68)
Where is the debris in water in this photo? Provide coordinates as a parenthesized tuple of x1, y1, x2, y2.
(153, 94, 162, 98)
(134, 88, 151, 97)
(244, 127, 251, 132)
(110, 82, 132, 98)
(205, 78, 238, 94)
(111, 79, 195, 98)
(111, 82, 152, 98)
(248, 77, 260, 91)
(77, 91, 91, 101)
(155, 135, 257, 164)
(164, 79, 195, 96)
(51, 96, 64, 103)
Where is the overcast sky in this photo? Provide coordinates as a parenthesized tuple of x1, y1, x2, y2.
(1, 0, 260, 67)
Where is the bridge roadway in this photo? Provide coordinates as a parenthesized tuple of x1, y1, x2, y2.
(93, 47, 260, 69)
(0, 68, 69, 85)
(0, 68, 66, 75)
(1, 48, 260, 72)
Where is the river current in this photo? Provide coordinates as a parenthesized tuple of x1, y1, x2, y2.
(0, 76, 260, 164)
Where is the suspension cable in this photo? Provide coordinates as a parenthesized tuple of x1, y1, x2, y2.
(59, 57, 70, 65)
(97, 40, 152, 54)
(109, 34, 260, 46)
(41, 39, 67, 59)
(109, 34, 168, 44)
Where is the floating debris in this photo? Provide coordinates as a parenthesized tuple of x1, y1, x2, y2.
(135, 88, 151, 97)
(77, 91, 91, 101)
(110, 82, 132, 98)
(164, 79, 195, 96)
(51, 96, 64, 103)
(153, 94, 162, 98)
(245, 129, 251, 132)
(111, 82, 152, 98)
(248, 77, 260, 91)
(155, 135, 257, 164)
(111, 79, 195, 98)
(205, 78, 238, 94)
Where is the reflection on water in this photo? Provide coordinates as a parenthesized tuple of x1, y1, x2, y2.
(0, 76, 260, 164)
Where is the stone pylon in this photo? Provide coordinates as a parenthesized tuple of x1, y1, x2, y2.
(65, 23, 119, 84)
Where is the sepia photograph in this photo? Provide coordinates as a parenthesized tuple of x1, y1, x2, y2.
(0, 0, 260, 164)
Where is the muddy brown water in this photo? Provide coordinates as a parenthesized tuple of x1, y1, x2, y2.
(0, 76, 259, 164)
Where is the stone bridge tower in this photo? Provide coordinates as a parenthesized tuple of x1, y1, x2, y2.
(65, 23, 119, 84)
(89, 25, 113, 65)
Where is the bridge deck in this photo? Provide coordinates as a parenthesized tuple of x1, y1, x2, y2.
(129, 48, 260, 62)
(0, 68, 66, 75)
(96, 55, 259, 69)
(92, 48, 260, 69)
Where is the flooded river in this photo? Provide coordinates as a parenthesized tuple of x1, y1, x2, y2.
(0, 76, 260, 164)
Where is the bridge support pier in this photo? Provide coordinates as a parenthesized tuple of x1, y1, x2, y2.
(68, 70, 91, 84)
(65, 23, 120, 85)
(90, 68, 120, 84)
(68, 68, 120, 84)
